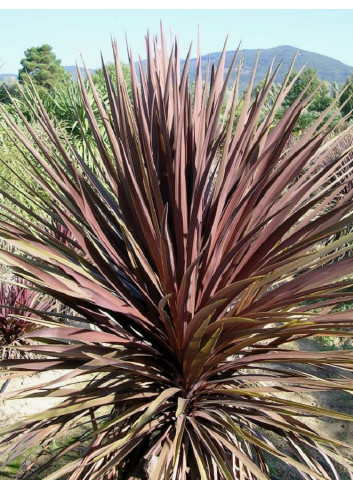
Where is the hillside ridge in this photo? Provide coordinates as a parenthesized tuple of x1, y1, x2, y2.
(1, 45, 352, 87)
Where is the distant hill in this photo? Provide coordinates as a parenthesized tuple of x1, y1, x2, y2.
(0, 66, 94, 83)
(185, 45, 353, 92)
(1, 47, 353, 89)
(0, 74, 16, 83)
(62, 66, 95, 81)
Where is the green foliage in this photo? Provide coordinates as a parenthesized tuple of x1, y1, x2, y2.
(253, 79, 282, 107)
(91, 61, 132, 99)
(18, 44, 68, 91)
(42, 79, 101, 160)
(253, 68, 339, 136)
(1, 31, 353, 480)
(0, 455, 23, 479)
(252, 79, 282, 125)
(283, 68, 329, 109)
(314, 336, 353, 351)
(0, 117, 56, 222)
(283, 68, 338, 135)
(0, 79, 17, 104)
(340, 74, 353, 120)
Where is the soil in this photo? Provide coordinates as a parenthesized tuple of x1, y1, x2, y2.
(0, 370, 70, 426)
(263, 337, 353, 479)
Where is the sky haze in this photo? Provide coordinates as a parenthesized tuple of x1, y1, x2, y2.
(1, 9, 353, 74)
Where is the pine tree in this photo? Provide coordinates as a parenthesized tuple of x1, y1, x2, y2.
(18, 44, 68, 90)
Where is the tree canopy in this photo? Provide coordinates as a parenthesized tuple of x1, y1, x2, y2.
(284, 68, 333, 112)
(18, 44, 68, 90)
(91, 61, 132, 98)
(339, 74, 353, 120)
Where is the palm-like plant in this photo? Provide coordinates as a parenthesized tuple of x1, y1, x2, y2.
(1, 30, 353, 479)
(43, 79, 102, 161)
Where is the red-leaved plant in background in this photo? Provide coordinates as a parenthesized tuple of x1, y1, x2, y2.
(1, 27, 353, 479)
(0, 278, 56, 359)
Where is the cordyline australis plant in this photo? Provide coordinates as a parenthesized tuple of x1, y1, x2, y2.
(0, 277, 56, 359)
(1, 29, 353, 480)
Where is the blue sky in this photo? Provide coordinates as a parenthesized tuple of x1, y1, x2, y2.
(1, 9, 353, 74)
